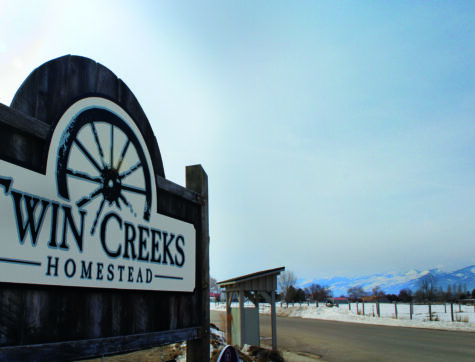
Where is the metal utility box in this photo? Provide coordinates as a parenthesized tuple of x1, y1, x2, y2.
(231, 307, 260, 347)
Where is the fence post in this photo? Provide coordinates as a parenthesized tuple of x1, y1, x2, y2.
(377, 300, 380, 317)
(362, 300, 365, 316)
(429, 302, 432, 321)
(450, 302, 454, 322)
(349, 302, 351, 311)
(459, 302, 461, 313)
(394, 301, 398, 319)
(356, 301, 358, 314)
(186, 165, 210, 362)
(410, 301, 413, 320)
(444, 303, 447, 313)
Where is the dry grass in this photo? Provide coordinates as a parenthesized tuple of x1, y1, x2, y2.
(456, 314, 469, 323)
(78, 343, 184, 362)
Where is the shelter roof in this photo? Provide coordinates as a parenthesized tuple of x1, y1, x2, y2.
(217, 267, 285, 292)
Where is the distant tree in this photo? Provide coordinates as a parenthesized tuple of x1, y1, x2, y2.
(386, 294, 399, 303)
(436, 289, 444, 302)
(445, 285, 454, 302)
(347, 285, 367, 301)
(372, 286, 385, 301)
(472, 289, 475, 298)
(294, 288, 307, 303)
(307, 284, 332, 302)
(285, 285, 296, 304)
(398, 288, 413, 303)
(279, 271, 297, 303)
(210, 276, 219, 293)
(418, 274, 437, 301)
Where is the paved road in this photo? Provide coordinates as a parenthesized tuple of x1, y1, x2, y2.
(211, 311, 475, 361)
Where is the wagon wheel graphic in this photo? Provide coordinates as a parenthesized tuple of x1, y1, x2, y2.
(57, 107, 152, 234)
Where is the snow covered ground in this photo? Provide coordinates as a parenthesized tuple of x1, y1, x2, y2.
(211, 302, 475, 332)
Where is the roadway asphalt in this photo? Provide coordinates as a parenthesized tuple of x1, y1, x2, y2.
(211, 311, 475, 361)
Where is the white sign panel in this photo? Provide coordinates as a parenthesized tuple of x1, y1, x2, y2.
(0, 97, 195, 292)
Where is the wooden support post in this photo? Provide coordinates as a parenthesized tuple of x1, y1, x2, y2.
(410, 302, 413, 320)
(348, 302, 351, 311)
(226, 292, 233, 344)
(394, 302, 398, 319)
(186, 165, 210, 362)
(377, 300, 380, 317)
(271, 290, 277, 351)
(450, 303, 454, 322)
(444, 303, 447, 313)
(255, 291, 260, 347)
(362, 300, 365, 316)
(239, 289, 245, 348)
(459, 302, 461, 313)
(429, 302, 432, 321)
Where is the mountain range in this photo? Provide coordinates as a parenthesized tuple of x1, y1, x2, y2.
(299, 265, 475, 297)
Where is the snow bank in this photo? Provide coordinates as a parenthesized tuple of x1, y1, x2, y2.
(211, 302, 475, 332)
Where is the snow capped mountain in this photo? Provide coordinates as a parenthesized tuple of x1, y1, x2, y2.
(299, 265, 475, 297)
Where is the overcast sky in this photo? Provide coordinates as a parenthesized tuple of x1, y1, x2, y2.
(1, 1, 474, 282)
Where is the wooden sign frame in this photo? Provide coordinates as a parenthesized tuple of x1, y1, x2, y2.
(0, 55, 210, 361)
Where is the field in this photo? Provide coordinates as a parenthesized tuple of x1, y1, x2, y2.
(212, 301, 475, 331)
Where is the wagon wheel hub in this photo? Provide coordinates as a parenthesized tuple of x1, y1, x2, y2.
(101, 167, 122, 205)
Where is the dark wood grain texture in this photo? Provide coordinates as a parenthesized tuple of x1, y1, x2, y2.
(0, 327, 200, 362)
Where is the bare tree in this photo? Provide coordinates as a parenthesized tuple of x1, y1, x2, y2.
(372, 286, 385, 301)
(398, 288, 413, 302)
(210, 276, 219, 293)
(418, 274, 437, 301)
(278, 270, 297, 302)
(307, 284, 332, 302)
(347, 285, 367, 301)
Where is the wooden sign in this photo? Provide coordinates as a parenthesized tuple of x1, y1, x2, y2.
(0, 55, 210, 361)
(0, 97, 195, 292)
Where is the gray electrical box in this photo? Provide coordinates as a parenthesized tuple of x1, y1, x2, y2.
(231, 307, 260, 346)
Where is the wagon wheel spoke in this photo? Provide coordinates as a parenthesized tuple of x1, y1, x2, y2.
(121, 184, 147, 195)
(76, 187, 103, 208)
(110, 124, 114, 169)
(116, 139, 130, 172)
(73, 138, 102, 172)
(66, 169, 102, 183)
(91, 198, 106, 234)
(119, 162, 142, 179)
(90, 122, 106, 168)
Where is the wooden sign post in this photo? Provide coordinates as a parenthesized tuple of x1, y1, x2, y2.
(0, 55, 209, 361)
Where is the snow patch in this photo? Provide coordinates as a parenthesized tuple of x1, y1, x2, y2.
(211, 302, 475, 332)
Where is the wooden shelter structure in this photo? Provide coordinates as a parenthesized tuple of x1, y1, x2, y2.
(217, 267, 284, 350)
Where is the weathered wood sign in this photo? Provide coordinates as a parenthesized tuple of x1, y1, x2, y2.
(0, 97, 195, 292)
(0, 55, 210, 361)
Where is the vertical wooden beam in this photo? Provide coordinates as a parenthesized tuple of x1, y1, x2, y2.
(239, 289, 245, 348)
(186, 165, 209, 362)
(271, 290, 277, 351)
(226, 291, 233, 344)
(255, 291, 260, 347)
